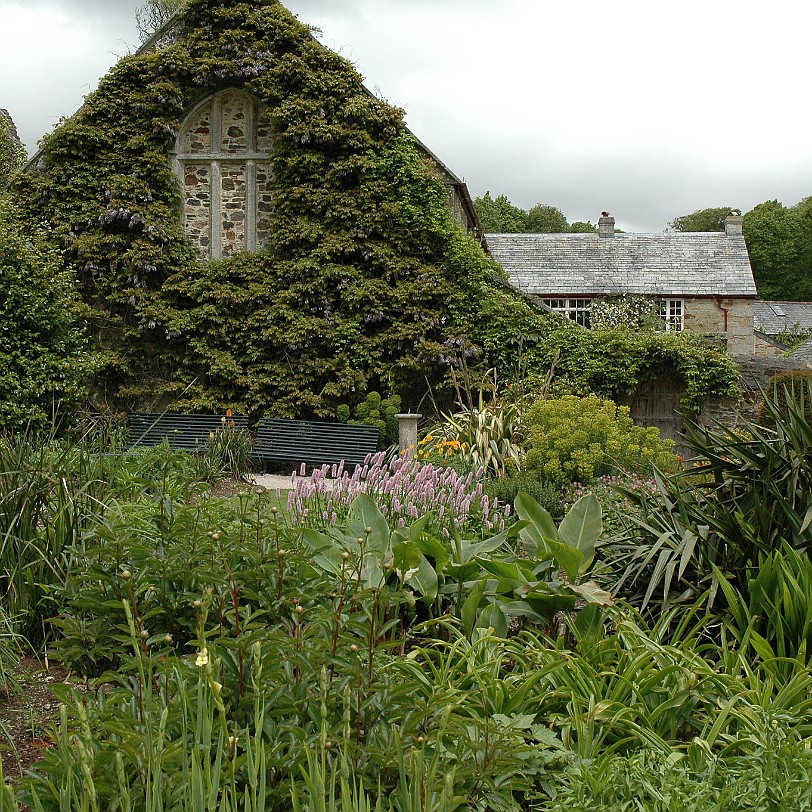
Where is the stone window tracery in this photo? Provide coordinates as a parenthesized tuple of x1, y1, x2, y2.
(172, 89, 273, 261)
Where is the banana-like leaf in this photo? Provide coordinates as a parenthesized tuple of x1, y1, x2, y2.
(558, 494, 602, 571)
(346, 494, 390, 558)
(515, 492, 558, 557)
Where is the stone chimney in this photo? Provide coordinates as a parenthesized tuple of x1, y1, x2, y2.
(725, 210, 743, 236)
(598, 211, 615, 238)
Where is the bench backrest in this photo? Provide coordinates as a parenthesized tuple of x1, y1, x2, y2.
(253, 418, 379, 468)
(127, 412, 250, 451)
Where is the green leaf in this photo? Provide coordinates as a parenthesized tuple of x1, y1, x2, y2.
(461, 579, 487, 637)
(557, 494, 602, 571)
(567, 581, 614, 606)
(476, 601, 509, 637)
(515, 492, 559, 557)
(346, 494, 390, 559)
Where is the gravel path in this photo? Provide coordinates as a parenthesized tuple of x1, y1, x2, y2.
(247, 473, 335, 491)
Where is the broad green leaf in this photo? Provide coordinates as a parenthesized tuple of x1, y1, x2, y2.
(392, 540, 422, 578)
(461, 579, 487, 637)
(346, 494, 390, 558)
(415, 533, 449, 573)
(557, 494, 601, 571)
(407, 556, 438, 603)
(567, 581, 614, 606)
(544, 537, 584, 583)
(524, 592, 577, 622)
(515, 492, 558, 557)
(476, 601, 509, 637)
(476, 558, 528, 584)
(573, 602, 606, 648)
(500, 600, 548, 625)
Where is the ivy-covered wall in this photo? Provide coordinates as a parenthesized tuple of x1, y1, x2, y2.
(13, 0, 512, 417)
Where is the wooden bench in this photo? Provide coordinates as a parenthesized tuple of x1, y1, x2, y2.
(127, 412, 250, 451)
(252, 418, 379, 470)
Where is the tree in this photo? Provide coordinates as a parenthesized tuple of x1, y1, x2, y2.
(0, 109, 26, 192)
(569, 221, 597, 233)
(474, 192, 527, 232)
(0, 201, 91, 430)
(669, 207, 734, 232)
(743, 200, 809, 300)
(136, 0, 185, 41)
(526, 203, 568, 233)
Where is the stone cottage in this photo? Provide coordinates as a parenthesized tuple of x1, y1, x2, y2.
(486, 212, 758, 357)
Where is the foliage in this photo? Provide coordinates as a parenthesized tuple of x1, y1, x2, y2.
(589, 294, 661, 331)
(422, 394, 524, 477)
(668, 206, 734, 232)
(136, 0, 186, 41)
(772, 325, 812, 352)
(717, 543, 812, 670)
(743, 197, 812, 300)
(757, 370, 812, 428)
(336, 391, 400, 447)
(475, 192, 598, 234)
(0, 200, 92, 431)
(6, 435, 812, 807)
(473, 191, 527, 232)
(0, 109, 26, 192)
(569, 220, 597, 233)
(13, 0, 521, 418)
(523, 394, 677, 485)
(484, 472, 563, 519)
(287, 450, 508, 537)
(526, 203, 568, 233)
(609, 383, 812, 612)
(202, 411, 254, 480)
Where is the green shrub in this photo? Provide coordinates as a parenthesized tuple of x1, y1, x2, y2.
(0, 200, 93, 431)
(484, 472, 562, 518)
(337, 391, 401, 447)
(201, 412, 254, 480)
(523, 394, 676, 485)
(757, 371, 812, 429)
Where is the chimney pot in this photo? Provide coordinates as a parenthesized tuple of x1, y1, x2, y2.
(598, 213, 615, 238)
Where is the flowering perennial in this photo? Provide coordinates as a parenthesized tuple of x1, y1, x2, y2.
(287, 451, 507, 535)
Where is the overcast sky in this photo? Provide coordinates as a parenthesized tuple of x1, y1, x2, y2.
(1, 0, 810, 232)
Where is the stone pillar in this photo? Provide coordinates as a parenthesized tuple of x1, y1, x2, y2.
(395, 413, 421, 453)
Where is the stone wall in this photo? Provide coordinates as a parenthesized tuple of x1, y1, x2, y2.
(683, 297, 753, 357)
(700, 355, 809, 428)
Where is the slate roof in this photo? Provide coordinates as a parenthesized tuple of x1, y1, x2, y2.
(485, 232, 757, 298)
(753, 301, 812, 335)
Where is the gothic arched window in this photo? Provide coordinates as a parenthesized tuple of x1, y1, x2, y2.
(172, 89, 273, 260)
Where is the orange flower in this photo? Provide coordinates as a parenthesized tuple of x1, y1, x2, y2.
(226, 408, 233, 418)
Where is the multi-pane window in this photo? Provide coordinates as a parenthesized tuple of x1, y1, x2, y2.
(657, 299, 684, 331)
(542, 298, 592, 327)
(172, 89, 274, 261)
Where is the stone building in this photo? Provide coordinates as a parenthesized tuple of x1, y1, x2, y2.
(486, 212, 757, 357)
(141, 14, 479, 263)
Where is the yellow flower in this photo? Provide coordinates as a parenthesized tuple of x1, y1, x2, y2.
(195, 648, 209, 667)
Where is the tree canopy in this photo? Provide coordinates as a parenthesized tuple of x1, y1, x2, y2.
(474, 193, 596, 234)
(669, 207, 734, 232)
(474, 192, 528, 232)
(743, 198, 812, 300)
